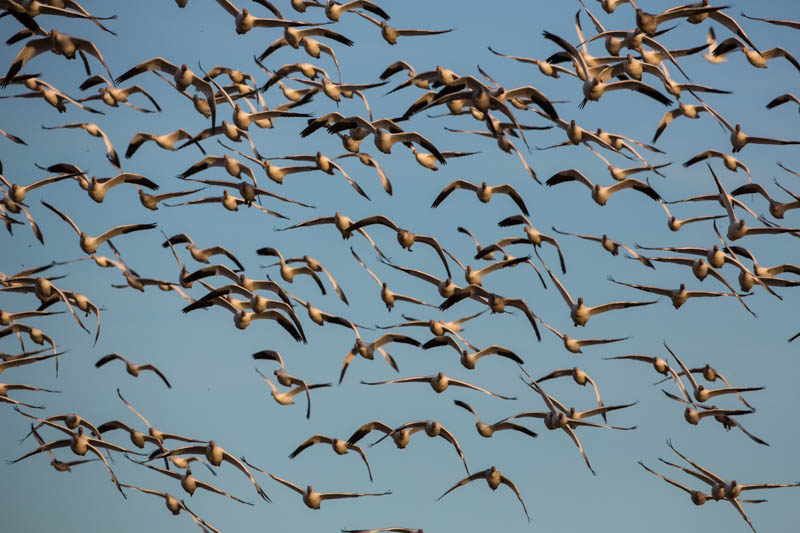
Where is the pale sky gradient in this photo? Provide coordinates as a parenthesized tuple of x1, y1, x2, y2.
(1, 1, 799, 532)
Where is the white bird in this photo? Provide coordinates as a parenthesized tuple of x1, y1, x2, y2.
(115, 58, 218, 128)
(546, 169, 661, 206)
(361, 371, 516, 400)
(453, 400, 538, 439)
(41, 200, 156, 255)
(153, 440, 271, 502)
(551, 227, 653, 268)
(41, 122, 121, 170)
(350, 247, 433, 312)
(713, 37, 800, 73)
(431, 180, 528, 215)
(94, 353, 171, 388)
(437, 466, 530, 522)
(288, 434, 373, 481)
(119, 484, 220, 532)
(241, 459, 390, 509)
(421, 335, 523, 370)
(2, 29, 113, 87)
(540, 253, 658, 327)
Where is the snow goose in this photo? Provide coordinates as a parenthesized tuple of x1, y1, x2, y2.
(252, 350, 321, 418)
(291, 295, 364, 336)
(178, 154, 256, 182)
(542, 31, 674, 107)
(78, 74, 161, 112)
(257, 25, 354, 62)
(276, 212, 388, 258)
(453, 400, 537, 439)
(28, 424, 99, 472)
(264, 152, 370, 199)
(340, 333, 421, 383)
(177, 121, 264, 160)
(214, 0, 310, 34)
(537, 252, 658, 326)
(453, 255, 531, 288)
(0, 349, 60, 375)
(40, 200, 155, 254)
(119, 485, 220, 532)
(766, 93, 800, 113)
(345, 214, 453, 278)
(0, 278, 90, 338)
(437, 466, 529, 522)
(608, 276, 744, 310)
(137, 186, 204, 211)
(361, 371, 516, 400)
(84, 173, 159, 203)
(325, 0, 387, 21)
(135, 461, 252, 504)
(125, 129, 200, 158)
(439, 284, 542, 341)
(261, 62, 329, 91)
(0, 75, 103, 113)
(492, 215, 566, 273)
(713, 38, 800, 73)
(488, 45, 577, 79)
(182, 290, 303, 339)
(652, 104, 713, 143)
(545, 169, 661, 206)
(288, 434, 373, 481)
(165, 190, 288, 219)
(1, 29, 113, 87)
(9, 415, 137, 497)
(538, 319, 629, 354)
(661, 363, 759, 410)
(115, 58, 217, 128)
(94, 353, 170, 388)
(154, 441, 271, 502)
(0, 128, 26, 145)
(410, 147, 478, 172)
(40, 122, 120, 170)
(658, 201, 724, 232)
(113, 389, 202, 447)
(349, 248, 431, 312)
(711, 165, 800, 240)
(0, 168, 81, 204)
(665, 342, 764, 405)
(241, 458, 389, 509)
(536, 367, 605, 418)
(328, 116, 448, 164)
(377, 259, 463, 299)
(162, 233, 245, 271)
(741, 11, 800, 30)
(257, 246, 326, 294)
(604, 354, 687, 398)
(635, 4, 728, 35)
(356, 12, 451, 45)
(643, 256, 755, 316)
(421, 335, 523, 370)
(0, 381, 58, 409)
(332, 153, 387, 195)
(730, 181, 800, 219)
(431, 180, 528, 215)
(552, 226, 653, 268)
(667, 387, 758, 433)
(514, 373, 635, 474)
(683, 150, 750, 178)
(377, 313, 483, 351)
(639, 461, 715, 507)
(261, 255, 349, 304)
(371, 419, 468, 474)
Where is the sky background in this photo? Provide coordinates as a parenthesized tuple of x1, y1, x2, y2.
(1, 1, 799, 532)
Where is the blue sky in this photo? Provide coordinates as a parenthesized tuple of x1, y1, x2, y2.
(1, 1, 799, 532)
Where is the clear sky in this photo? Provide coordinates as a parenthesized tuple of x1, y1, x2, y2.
(1, 1, 799, 532)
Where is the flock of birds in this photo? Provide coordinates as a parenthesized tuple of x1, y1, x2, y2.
(1, 0, 799, 532)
